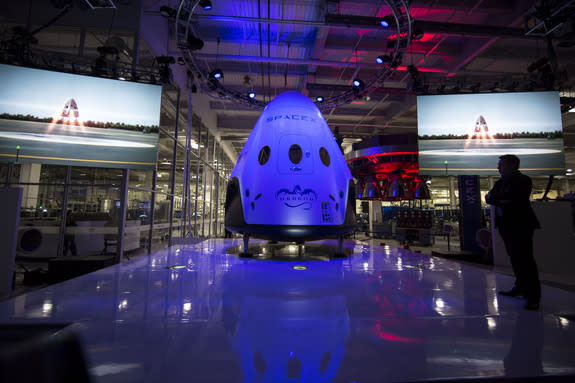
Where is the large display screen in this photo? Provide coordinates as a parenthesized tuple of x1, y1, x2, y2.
(417, 91, 565, 176)
(0, 64, 161, 170)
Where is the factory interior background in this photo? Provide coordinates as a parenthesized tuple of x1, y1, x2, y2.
(1, 0, 575, 382)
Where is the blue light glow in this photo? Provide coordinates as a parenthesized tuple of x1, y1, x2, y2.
(249, 92, 256, 99)
(380, 20, 389, 28)
(225, 91, 355, 236)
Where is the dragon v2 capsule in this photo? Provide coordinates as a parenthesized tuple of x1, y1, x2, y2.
(225, 91, 356, 255)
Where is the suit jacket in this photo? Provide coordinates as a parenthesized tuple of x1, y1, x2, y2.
(485, 170, 540, 233)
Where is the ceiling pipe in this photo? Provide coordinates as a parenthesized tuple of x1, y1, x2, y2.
(181, 53, 448, 72)
(185, 14, 544, 39)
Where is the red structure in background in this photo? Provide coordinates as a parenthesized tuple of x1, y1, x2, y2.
(346, 134, 430, 201)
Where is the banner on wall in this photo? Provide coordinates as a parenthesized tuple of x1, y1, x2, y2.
(458, 175, 483, 253)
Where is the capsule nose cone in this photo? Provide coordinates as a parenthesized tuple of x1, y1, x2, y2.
(266, 91, 318, 109)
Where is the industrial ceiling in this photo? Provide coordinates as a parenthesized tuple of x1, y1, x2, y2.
(1, 0, 574, 166)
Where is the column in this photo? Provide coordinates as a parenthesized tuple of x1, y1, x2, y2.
(18, 163, 41, 210)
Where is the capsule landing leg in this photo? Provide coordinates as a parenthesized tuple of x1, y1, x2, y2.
(334, 235, 345, 258)
(240, 233, 252, 258)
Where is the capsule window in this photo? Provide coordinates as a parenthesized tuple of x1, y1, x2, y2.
(289, 144, 302, 164)
(258, 146, 271, 165)
(319, 147, 330, 166)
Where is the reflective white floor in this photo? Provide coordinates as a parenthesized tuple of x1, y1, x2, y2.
(1, 238, 575, 383)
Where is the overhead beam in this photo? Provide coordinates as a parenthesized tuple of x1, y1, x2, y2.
(188, 14, 543, 38)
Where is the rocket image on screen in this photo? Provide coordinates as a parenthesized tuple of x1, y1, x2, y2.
(472, 115, 488, 137)
(465, 114, 495, 148)
(53, 97, 83, 126)
(224, 91, 356, 255)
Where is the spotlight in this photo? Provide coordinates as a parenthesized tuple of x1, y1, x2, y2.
(316, 96, 324, 102)
(159, 5, 177, 18)
(209, 68, 223, 80)
(248, 92, 256, 99)
(352, 79, 364, 88)
(376, 55, 391, 65)
(187, 35, 204, 50)
(199, 0, 213, 10)
(379, 15, 393, 28)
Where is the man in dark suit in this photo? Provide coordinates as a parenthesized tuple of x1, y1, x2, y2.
(485, 154, 541, 310)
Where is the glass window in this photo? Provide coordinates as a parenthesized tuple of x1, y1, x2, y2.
(258, 146, 271, 165)
(129, 169, 154, 189)
(289, 144, 302, 164)
(319, 147, 330, 167)
(71, 167, 122, 185)
(39, 165, 67, 184)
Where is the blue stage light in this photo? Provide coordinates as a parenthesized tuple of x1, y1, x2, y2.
(380, 15, 393, 28)
(316, 96, 324, 102)
(200, 0, 213, 10)
(353, 79, 363, 88)
(249, 92, 256, 99)
(209, 68, 223, 80)
(376, 56, 384, 64)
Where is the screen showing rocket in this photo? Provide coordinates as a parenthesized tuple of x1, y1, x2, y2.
(0, 63, 161, 170)
(417, 91, 565, 176)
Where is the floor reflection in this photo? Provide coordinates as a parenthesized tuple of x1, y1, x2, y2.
(225, 242, 354, 261)
(0, 239, 574, 383)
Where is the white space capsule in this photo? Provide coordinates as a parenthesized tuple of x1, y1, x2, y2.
(60, 98, 79, 119)
(473, 115, 488, 134)
(225, 91, 356, 253)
